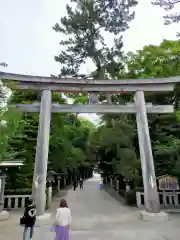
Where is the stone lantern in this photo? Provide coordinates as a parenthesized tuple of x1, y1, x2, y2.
(46, 171, 56, 205)
(47, 170, 56, 184)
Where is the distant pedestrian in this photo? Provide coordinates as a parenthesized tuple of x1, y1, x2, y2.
(54, 199, 71, 240)
(73, 180, 77, 191)
(79, 178, 83, 190)
(20, 198, 36, 240)
(100, 179, 103, 189)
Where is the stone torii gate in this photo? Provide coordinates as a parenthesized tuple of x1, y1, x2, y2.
(1, 72, 180, 221)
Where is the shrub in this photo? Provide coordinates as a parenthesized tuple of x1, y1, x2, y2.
(119, 189, 126, 197)
(125, 189, 137, 206)
(5, 188, 31, 195)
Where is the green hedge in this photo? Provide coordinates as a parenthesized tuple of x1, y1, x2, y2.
(125, 187, 145, 206)
(5, 189, 32, 195)
(135, 187, 144, 192)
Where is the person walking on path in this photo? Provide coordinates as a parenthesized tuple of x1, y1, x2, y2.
(100, 179, 103, 190)
(21, 198, 36, 240)
(79, 178, 83, 190)
(73, 179, 77, 191)
(54, 199, 71, 240)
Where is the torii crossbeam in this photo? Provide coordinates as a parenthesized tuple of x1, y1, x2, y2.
(9, 103, 174, 113)
(0, 71, 179, 92)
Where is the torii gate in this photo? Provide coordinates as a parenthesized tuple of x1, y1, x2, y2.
(1, 72, 179, 220)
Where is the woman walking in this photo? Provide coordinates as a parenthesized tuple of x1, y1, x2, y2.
(100, 179, 103, 190)
(54, 199, 71, 240)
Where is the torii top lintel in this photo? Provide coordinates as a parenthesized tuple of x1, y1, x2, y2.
(0, 71, 179, 93)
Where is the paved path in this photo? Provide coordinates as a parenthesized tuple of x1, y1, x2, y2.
(1, 174, 180, 239)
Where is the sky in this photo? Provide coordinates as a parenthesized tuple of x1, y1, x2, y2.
(0, 0, 179, 123)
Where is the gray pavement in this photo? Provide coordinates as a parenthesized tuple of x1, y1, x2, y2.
(1, 174, 180, 239)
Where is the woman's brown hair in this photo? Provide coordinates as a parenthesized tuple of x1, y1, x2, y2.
(60, 199, 68, 208)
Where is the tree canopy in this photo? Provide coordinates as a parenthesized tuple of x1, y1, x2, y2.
(0, 63, 24, 164)
(152, 0, 180, 35)
(88, 39, 180, 193)
(4, 90, 94, 190)
(53, 0, 137, 104)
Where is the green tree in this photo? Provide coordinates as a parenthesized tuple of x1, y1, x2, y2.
(0, 62, 8, 67)
(0, 60, 24, 162)
(0, 107, 23, 162)
(6, 89, 94, 189)
(53, 0, 137, 104)
(89, 39, 180, 193)
(0, 63, 27, 187)
(49, 113, 94, 178)
(53, 0, 138, 186)
(125, 39, 180, 179)
(6, 91, 39, 189)
(88, 113, 139, 187)
(152, 0, 180, 34)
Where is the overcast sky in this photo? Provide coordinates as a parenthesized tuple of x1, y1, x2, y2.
(0, 0, 179, 122)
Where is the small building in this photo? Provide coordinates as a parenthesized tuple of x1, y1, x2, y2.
(157, 174, 179, 191)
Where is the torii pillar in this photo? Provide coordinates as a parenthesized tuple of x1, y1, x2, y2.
(32, 90, 52, 216)
(135, 91, 168, 221)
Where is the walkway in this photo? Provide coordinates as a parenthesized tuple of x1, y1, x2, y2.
(1, 174, 180, 239)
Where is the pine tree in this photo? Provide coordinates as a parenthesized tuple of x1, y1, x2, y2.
(53, 0, 137, 82)
(0, 62, 8, 67)
(53, 0, 138, 181)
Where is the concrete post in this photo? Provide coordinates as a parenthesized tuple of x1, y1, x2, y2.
(110, 178, 113, 188)
(64, 177, 66, 187)
(134, 91, 160, 213)
(57, 179, 61, 192)
(116, 179, 119, 192)
(32, 90, 52, 216)
(48, 183, 52, 205)
(0, 177, 6, 212)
